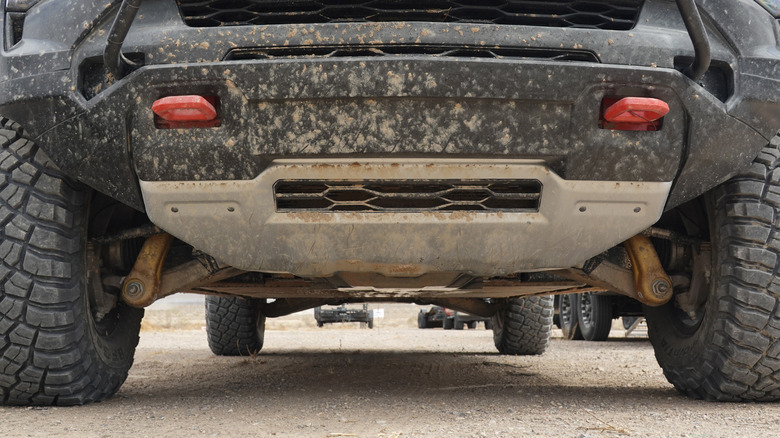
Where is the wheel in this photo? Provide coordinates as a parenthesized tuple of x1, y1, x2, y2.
(367, 318, 374, 329)
(205, 296, 265, 356)
(317, 321, 324, 328)
(0, 119, 143, 405)
(443, 316, 454, 330)
(491, 296, 553, 355)
(417, 310, 428, 329)
(468, 321, 477, 329)
(576, 292, 612, 341)
(454, 319, 465, 330)
(644, 139, 780, 401)
(484, 320, 492, 330)
(559, 294, 584, 340)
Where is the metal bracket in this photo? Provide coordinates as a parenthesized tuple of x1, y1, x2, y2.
(121, 233, 174, 307)
(555, 235, 673, 307)
(120, 232, 244, 308)
(623, 235, 673, 306)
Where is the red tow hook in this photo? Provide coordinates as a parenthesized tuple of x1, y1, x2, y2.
(599, 97, 670, 132)
(152, 95, 221, 129)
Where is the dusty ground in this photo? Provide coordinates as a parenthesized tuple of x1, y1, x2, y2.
(3, 300, 780, 437)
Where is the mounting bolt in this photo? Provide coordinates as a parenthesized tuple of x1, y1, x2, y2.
(123, 279, 145, 299)
(651, 279, 671, 298)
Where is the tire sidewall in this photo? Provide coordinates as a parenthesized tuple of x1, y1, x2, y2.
(644, 292, 717, 370)
(643, 194, 720, 376)
(85, 295, 144, 370)
(559, 294, 578, 339)
(577, 292, 612, 341)
(577, 293, 596, 339)
(644, 200, 720, 371)
(490, 306, 505, 349)
(83, 199, 144, 371)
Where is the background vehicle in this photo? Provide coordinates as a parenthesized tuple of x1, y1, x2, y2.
(418, 307, 492, 330)
(556, 293, 644, 341)
(449, 311, 492, 330)
(418, 306, 451, 329)
(2, 0, 780, 405)
(315, 304, 374, 328)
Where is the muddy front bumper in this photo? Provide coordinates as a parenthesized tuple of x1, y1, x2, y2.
(2, 50, 774, 278)
(2, 0, 779, 213)
(10, 55, 770, 208)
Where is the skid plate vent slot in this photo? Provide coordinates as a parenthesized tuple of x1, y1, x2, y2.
(274, 180, 542, 212)
(225, 45, 599, 62)
(177, 0, 644, 30)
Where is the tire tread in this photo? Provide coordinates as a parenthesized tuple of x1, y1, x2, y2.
(650, 133, 780, 401)
(492, 296, 553, 355)
(205, 296, 265, 356)
(0, 118, 140, 405)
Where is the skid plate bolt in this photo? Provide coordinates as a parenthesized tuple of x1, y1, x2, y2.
(651, 279, 671, 297)
(124, 280, 145, 299)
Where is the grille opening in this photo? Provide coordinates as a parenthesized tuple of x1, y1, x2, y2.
(5, 12, 25, 49)
(274, 179, 542, 212)
(482, 197, 538, 210)
(275, 183, 329, 194)
(488, 181, 542, 193)
(371, 197, 448, 209)
(276, 197, 333, 210)
(326, 189, 375, 202)
(441, 204, 487, 211)
(674, 57, 733, 104)
(445, 49, 495, 59)
(178, 0, 644, 30)
(445, 189, 491, 202)
(331, 204, 374, 211)
(224, 45, 600, 62)
(79, 53, 146, 100)
(362, 183, 452, 194)
(332, 49, 384, 57)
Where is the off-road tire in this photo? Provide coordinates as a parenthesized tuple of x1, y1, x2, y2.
(491, 296, 553, 355)
(645, 138, 780, 401)
(417, 311, 428, 329)
(0, 119, 143, 405)
(443, 316, 453, 330)
(205, 296, 265, 356)
(577, 292, 612, 341)
(454, 319, 465, 330)
(559, 294, 584, 340)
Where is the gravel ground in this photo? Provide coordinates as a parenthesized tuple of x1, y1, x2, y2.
(2, 301, 780, 437)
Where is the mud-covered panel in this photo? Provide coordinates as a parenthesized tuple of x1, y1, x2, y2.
(249, 98, 570, 155)
(131, 59, 687, 184)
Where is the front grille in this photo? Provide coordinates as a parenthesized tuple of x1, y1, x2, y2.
(225, 45, 600, 62)
(177, 0, 644, 30)
(274, 180, 542, 212)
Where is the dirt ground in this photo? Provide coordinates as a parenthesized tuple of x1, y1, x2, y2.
(3, 300, 780, 437)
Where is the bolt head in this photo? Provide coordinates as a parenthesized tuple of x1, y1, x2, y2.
(651, 279, 670, 297)
(124, 280, 145, 298)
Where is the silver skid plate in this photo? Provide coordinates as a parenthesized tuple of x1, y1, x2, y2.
(141, 159, 670, 278)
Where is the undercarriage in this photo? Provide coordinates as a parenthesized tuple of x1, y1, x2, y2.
(2, 0, 780, 404)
